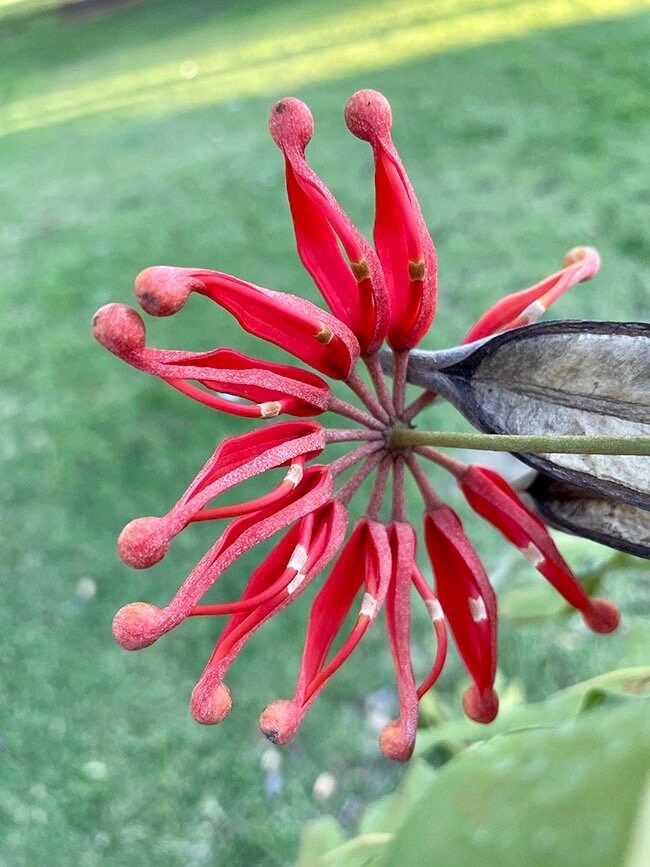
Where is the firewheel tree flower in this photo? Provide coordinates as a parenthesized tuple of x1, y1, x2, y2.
(93, 90, 620, 761)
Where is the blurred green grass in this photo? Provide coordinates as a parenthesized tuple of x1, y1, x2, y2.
(0, 1, 649, 865)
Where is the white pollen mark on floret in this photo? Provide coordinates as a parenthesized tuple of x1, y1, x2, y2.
(520, 299, 546, 324)
(360, 593, 377, 618)
(259, 401, 282, 418)
(287, 572, 306, 594)
(425, 598, 444, 622)
(287, 544, 308, 573)
(284, 463, 304, 487)
(468, 596, 488, 622)
(254, 284, 275, 298)
(522, 542, 545, 567)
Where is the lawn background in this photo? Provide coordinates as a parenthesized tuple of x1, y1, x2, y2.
(0, 1, 649, 865)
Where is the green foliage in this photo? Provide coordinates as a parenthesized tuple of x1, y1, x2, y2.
(297, 672, 650, 866)
(297, 548, 650, 866)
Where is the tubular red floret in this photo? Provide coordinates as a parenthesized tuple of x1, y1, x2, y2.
(345, 89, 437, 349)
(132, 266, 359, 379)
(411, 566, 448, 700)
(459, 465, 619, 630)
(96, 319, 332, 418)
(424, 504, 498, 722)
(270, 96, 389, 354)
(464, 246, 601, 343)
(380, 522, 419, 762)
(190, 500, 348, 726)
(261, 518, 392, 743)
(131, 466, 333, 649)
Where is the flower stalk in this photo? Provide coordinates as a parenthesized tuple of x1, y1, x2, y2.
(389, 429, 650, 455)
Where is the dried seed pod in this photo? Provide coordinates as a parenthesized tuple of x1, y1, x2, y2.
(400, 321, 650, 508)
(524, 472, 650, 559)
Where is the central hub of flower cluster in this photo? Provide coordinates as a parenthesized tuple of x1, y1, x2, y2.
(92, 89, 618, 761)
(384, 419, 415, 454)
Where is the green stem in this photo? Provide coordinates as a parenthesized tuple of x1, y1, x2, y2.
(389, 429, 650, 455)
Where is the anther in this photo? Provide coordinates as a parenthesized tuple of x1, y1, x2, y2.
(350, 258, 370, 280)
(259, 400, 282, 418)
(92, 303, 146, 356)
(379, 719, 415, 762)
(284, 463, 304, 488)
(268, 97, 314, 151)
(117, 516, 170, 569)
(521, 542, 545, 567)
(286, 572, 306, 595)
(563, 245, 600, 275)
(519, 299, 547, 324)
(360, 592, 377, 618)
(463, 685, 499, 724)
(408, 259, 426, 281)
(134, 266, 194, 316)
(344, 89, 393, 142)
(259, 699, 299, 745)
(314, 323, 334, 344)
(190, 681, 233, 725)
(112, 602, 162, 650)
(582, 598, 620, 634)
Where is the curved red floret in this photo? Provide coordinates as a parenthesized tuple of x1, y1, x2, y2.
(270, 97, 389, 355)
(133, 266, 359, 379)
(345, 90, 438, 350)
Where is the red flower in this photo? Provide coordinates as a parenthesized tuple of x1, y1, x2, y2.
(93, 90, 618, 758)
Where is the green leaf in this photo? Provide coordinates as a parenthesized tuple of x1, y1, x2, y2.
(498, 582, 575, 623)
(382, 700, 650, 867)
(416, 666, 650, 757)
(358, 759, 437, 835)
(295, 816, 346, 867)
(612, 621, 650, 668)
(624, 779, 650, 867)
(321, 834, 392, 867)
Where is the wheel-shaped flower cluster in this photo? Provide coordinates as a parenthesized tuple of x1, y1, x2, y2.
(93, 91, 618, 760)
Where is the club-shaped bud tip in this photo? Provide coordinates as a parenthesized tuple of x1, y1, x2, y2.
(190, 681, 233, 725)
(134, 266, 193, 317)
(583, 598, 620, 634)
(344, 89, 392, 142)
(269, 97, 313, 151)
(117, 516, 170, 569)
(259, 699, 299, 745)
(112, 602, 161, 650)
(92, 303, 146, 356)
(563, 245, 601, 278)
(379, 719, 415, 762)
(463, 685, 499, 724)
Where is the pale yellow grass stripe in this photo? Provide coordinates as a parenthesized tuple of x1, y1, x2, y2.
(1, 0, 648, 137)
